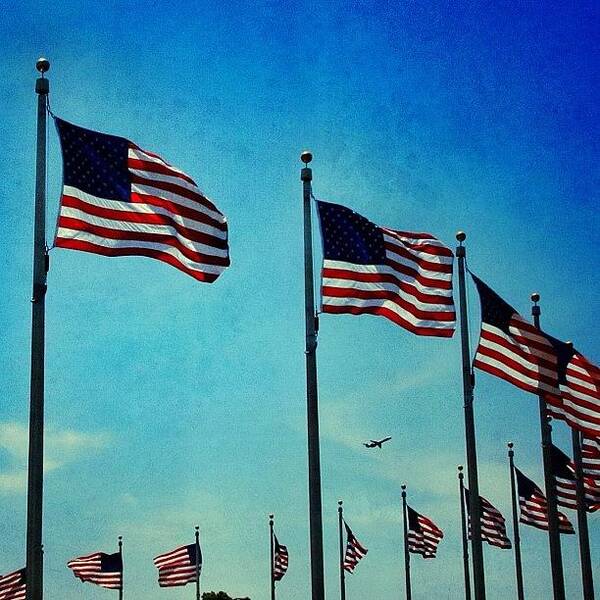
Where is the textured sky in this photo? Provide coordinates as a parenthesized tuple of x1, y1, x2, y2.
(0, 1, 598, 599)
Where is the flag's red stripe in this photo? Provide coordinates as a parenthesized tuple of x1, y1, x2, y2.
(384, 241, 453, 273)
(323, 305, 454, 337)
(127, 158, 197, 186)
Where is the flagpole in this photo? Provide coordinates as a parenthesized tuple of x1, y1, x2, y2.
(458, 466, 472, 600)
(338, 501, 346, 600)
(300, 151, 325, 600)
(269, 515, 276, 600)
(26, 57, 50, 600)
(507, 443, 525, 600)
(455, 232, 486, 600)
(118, 536, 123, 600)
(571, 428, 594, 600)
(401, 485, 412, 600)
(195, 526, 201, 600)
(530, 293, 565, 600)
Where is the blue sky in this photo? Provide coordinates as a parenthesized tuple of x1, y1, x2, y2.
(0, 1, 598, 598)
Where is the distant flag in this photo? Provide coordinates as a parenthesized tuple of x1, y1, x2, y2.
(316, 200, 455, 337)
(581, 436, 600, 484)
(153, 543, 201, 588)
(464, 488, 511, 549)
(470, 274, 600, 436)
(514, 468, 574, 533)
(67, 552, 123, 589)
(406, 506, 444, 558)
(54, 118, 230, 283)
(343, 522, 368, 572)
(550, 444, 600, 512)
(0, 568, 26, 600)
(273, 536, 289, 581)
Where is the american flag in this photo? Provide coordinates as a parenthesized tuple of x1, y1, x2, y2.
(514, 468, 574, 533)
(54, 118, 230, 283)
(464, 489, 511, 549)
(581, 435, 600, 484)
(272, 536, 289, 581)
(550, 444, 600, 512)
(67, 552, 122, 589)
(316, 200, 455, 337)
(153, 543, 200, 588)
(0, 568, 26, 600)
(406, 505, 444, 558)
(471, 274, 600, 437)
(343, 522, 368, 572)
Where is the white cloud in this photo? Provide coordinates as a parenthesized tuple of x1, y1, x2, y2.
(0, 422, 111, 493)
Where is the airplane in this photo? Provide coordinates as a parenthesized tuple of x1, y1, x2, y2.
(363, 436, 392, 449)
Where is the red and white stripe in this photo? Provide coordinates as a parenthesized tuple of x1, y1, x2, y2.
(56, 143, 229, 283)
(153, 544, 197, 587)
(546, 353, 600, 438)
(322, 229, 455, 337)
(343, 524, 368, 572)
(581, 436, 600, 484)
(0, 569, 26, 600)
(474, 314, 561, 400)
(408, 513, 444, 559)
(518, 489, 574, 534)
(476, 496, 511, 549)
(273, 537, 289, 581)
(67, 553, 121, 589)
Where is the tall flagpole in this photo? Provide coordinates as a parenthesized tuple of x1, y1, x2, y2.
(338, 501, 346, 600)
(507, 443, 525, 600)
(571, 422, 595, 600)
(300, 151, 325, 600)
(458, 466, 472, 600)
(195, 526, 201, 600)
(269, 515, 276, 600)
(455, 232, 486, 600)
(401, 485, 412, 600)
(26, 57, 50, 600)
(530, 293, 565, 600)
(118, 536, 123, 600)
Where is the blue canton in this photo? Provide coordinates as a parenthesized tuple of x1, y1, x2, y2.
(317, 200, 386, 264)
(55, 118, 130, 202)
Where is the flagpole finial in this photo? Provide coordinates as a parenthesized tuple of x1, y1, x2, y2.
(338, 500, 343, 507)
(36, 57, 50, 74)
(195, 525, 199, 532)
(301, 151, 313, 164)
(401, 484, 406, 491)
(458, 465, 464, 479)
(456, 231, 466, 243)
(507, 441, 513, 449)
(531, 292, 540, 304)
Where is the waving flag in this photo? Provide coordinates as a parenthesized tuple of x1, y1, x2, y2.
(550, 444, 600, 512)
(0, 569, 26, 600)
(54, 118, 230, 283)
(464, 489, 511, 549)
(67, 552, 122, 589)
(343, 522, 368, 572)
(407, 506, 444, 558)
(515, 468, 574, 533)
(316, 200, 455, 337)
(153, 543, 200, 588)
(581, 436, 600, 484)
(273, 536, 289, 581)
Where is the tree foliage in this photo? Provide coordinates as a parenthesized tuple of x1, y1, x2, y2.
(202, 592, 250, 600)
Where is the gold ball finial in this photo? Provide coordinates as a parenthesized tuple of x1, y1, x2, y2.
(507, 441, 514, 449)
(531, 292, 540, 303)
(36, 57, 50, 73)
(458, 465, 463, 471)
(301, 151, 313, 164)
(456, 231, 466, 242)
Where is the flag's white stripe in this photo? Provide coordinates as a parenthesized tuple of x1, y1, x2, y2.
(323, 261, 453, 296)
(128, 168, 207, 199)
(322, 295, 455, 330)
(56, 228, 226, 275)
(322, 277, 454, 312)
(60, 206, 228, 259)
(384, 246, 453, 280)
(128, 148, 191, 179)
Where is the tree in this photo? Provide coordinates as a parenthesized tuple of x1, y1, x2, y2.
(202, 592, 250, 600)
